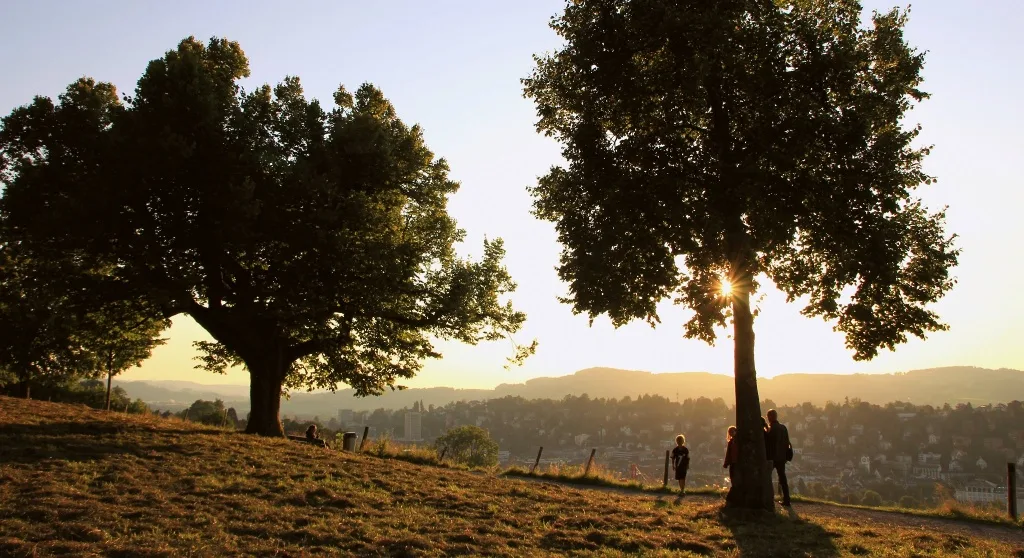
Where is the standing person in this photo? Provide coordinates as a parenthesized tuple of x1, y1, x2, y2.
(766, 409, 793, 506)
(723, 426, 739, 484)
(671, 434, 690, 494)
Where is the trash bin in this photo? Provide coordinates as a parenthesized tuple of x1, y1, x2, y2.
(343, 432, 358, 452)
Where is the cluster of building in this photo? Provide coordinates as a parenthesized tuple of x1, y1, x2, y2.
(328, 397, 1024, 509)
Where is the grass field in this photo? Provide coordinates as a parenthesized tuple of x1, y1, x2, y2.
(1, 396, 1021, 557)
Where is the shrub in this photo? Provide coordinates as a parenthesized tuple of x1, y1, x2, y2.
(435, 425, 498, 468)
(860, 490, 883, 507)
(373, 432, 392, 457)
(898, 495, 920, 509)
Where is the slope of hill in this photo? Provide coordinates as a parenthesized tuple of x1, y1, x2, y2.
(1, 397, 1020, 557)
(118, 366, 1024, 416)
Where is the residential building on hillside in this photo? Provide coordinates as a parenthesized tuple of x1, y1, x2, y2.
(912, 462, 941, 480)
(404, 412, 422, 441)
(955, 479, 1024, 511)
(983, 437, 1003, 450)
(952, 434, 972, 448)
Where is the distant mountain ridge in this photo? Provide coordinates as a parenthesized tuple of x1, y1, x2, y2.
(116, 366, 1024, 416)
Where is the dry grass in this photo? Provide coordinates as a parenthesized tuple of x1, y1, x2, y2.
(1, 396, 1021, 557)
(502, 463, 729, 497)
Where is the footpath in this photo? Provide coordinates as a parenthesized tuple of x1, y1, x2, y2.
(498, 472, 1024, 547)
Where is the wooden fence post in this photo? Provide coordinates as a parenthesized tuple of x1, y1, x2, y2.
(584, 448, 597, 476)
(531, 446, 544, 474)
(1009, 462, 1018, 521)
(663, 450, 670, 487)
(358, 426, 370, 451)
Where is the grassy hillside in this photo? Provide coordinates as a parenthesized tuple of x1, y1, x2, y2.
(1, 397, 1021, 557)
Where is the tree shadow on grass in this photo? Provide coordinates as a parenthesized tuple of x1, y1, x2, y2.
(720, 505, 841, 557)
(0, 421, 230, 465)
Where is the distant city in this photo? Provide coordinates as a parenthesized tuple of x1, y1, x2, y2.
(127, 365, 1024, 511)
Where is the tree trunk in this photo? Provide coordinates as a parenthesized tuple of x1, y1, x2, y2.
(725, 269, 774, 510)
(105, 351, 114, 411)
(244, 353, 288, 437)
(186, 306, 290, 436)
(21, 380, 30, 400)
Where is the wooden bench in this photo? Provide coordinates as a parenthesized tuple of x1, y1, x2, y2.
(288, 435, 329, 448)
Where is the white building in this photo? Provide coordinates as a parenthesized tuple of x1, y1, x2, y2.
(912, 463, 941, 480)
(955, 479, 1024, 511)
(859, 455, 871, 473)
(403, 412, 422, 441)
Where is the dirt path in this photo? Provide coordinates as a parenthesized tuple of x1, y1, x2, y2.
(498, 473, 1024, 547)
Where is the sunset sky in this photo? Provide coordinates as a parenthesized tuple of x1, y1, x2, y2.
(2, 1, 1021, 389)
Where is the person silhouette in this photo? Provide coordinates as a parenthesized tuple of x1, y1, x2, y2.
(766, 409, 792, 506)
(723, 426, 739, 484)
(671, 434, 690, 494)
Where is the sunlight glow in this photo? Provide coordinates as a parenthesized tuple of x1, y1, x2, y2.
(720, 278, 733, 297)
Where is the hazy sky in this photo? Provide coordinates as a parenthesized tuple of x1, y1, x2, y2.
(1, 1, 1021, 389)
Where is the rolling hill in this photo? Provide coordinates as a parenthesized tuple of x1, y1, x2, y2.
(115, 366, 1024, 417)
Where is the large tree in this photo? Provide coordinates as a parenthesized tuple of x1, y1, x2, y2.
(524, 0, 957, 509)
(0, 37, 530, 436)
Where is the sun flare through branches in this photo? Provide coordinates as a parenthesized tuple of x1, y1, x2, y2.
(719, 278, 733, 298)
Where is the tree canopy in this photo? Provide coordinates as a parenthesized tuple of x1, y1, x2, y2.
(524, 0, 957, 508)
(0, 37, 530, 435)
(78, 299, 169, 410)
(435, 425, 500, 468)
(0, 246, 164, 398)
